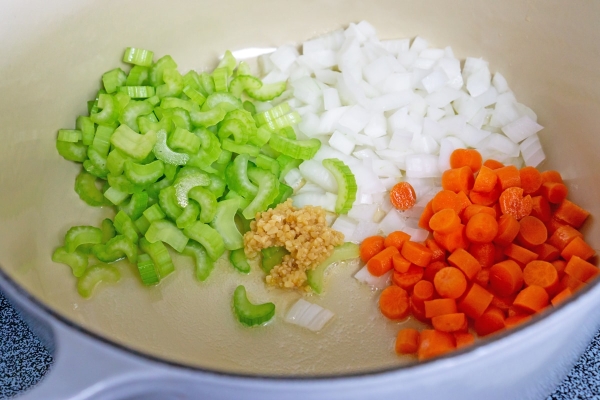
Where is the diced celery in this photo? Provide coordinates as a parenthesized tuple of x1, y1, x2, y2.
(233, 285, 275, 326)
(230, 248, 250, 273)
(77, 264, 121, 299)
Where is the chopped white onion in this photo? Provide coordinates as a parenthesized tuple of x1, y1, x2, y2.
(354, 266, 392, 289)
(501, 115, 544, 143)
(285, 299, 335, 332)
(331, 215, 358, 238)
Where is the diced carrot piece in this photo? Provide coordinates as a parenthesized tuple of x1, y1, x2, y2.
(499, 187, 532, 220)
(390, 182, 417, 211)
(494, 214, 520, 246)
(469, 182, 502, 206)
(426, 239, 446, 263)
(379, 286, 410, 320)
(475, 268, 491, 288)
(496, 165, 521, 190)
(473, 166, 498, 193)
(513, 285, 549, 314)
(418, 201, 435, 232)
(429, 209, 461, 234)
(401, 241, 433, 267)
(423, 261, 448, 282)
(503, 243, 539, 265)
(447, 248, 482, 280)
(504, 314, 532, 328)
(433, 225, 469, 253)
(392, 265, 425, 290)
(384, 231, 411, 251)
(540, 170, 563, 184)
(533, 243, 560, 262)
(517, 216, 548, 248)
(553, 199, 590, 229)
(530, 196, 551, 223)
(454, 332, 475, 349)
(483, 159, 504, 170)
(432, 190, 461, 214)
(412, 280, 435, 305)
(552, 259, 567, 279)
(564, 255, 600, 283)
(560, 274, 585, 293)
(474, 306, 506, 336)
(540, 182, 568, 204)
(360, 235, 385, 263)
(458, 283, 494, 319)
(489, 260, 524, 297)
(546, 217, 568, 235)
(469, 242, 496, 269)
(432, 313, 467, 333)
(462, 204, 496, 223)
(434, 267, 468, 299)
(551, 287, 573, 306)
(547, 225, 584, 251)
(442, 166, 474, 193)
(367, 246, 399, 276)
(455, 190, 473, 216)
(523, 260, 559, 292)
(465, 212, 498, 244)
(411, 295, 429, 323)
(450, 149, 483, 173)
(418, 330, 456, 361)
(424, 298, 457, 318)
(519, 166, 543, 195)
(560, 236, 596, 261)
(395, 328, 420, 355)
(392, 253, 412, 273)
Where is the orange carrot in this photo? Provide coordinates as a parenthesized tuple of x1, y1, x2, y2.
(547, 225, 584, 251)
(434, 267, 468, 299)
(494, 214, 520, 246)
(447, 248, 482, 280)
(442, 166, 474, 194)
(384, 230, 411, 251)
(390, 182, 417, 211)
(432, 313, 467, 333)
(469, 182, 502, 206)
(454, 332, 475, 348)
(412, 280, 435, 305)
(424, 298, 458, 318)
(475, 268, 491, 288)
(530, 196, 551, 223)
(540, 182, 568, 204)
(564, 255, 600, 283)
(423, 261, 448, 282)
(513, 285, 549, 314)
(560, 274, 585, 293)
(411, 295, 429, 323)
(546, 217, 568, 235)
(491, 294, 516, 312)
(533, 243, 560, 262)
(495, 165, 521, 190)
(433, 225, 469, 253)
(516, 216, 548, 247)
(494, 243, 507, 263)
(552, 259, 567, 279)
(450, 148, 483, 173)
(472, 165, 498, 193)
(431, 190, 461, 214)
(553, 199, 590, 229)
(503, 243, 539, 265)
(504, 314, 531, 328)
(469, 242, 496, 269)
(540, 170, 563, 184)
(392, 253, 412, 273)
(489, 260, 524, 297)
(465, 212, 498, 243)
(392, 265, 425, 290)
(519, 166, 542, 195)
(395, 328, 420, 355)
(418, 330, 456, 361)
(455, 190, 473, 215)
(367, 246, 399, 277)
(379, 286, 410, 320)
(418, 200, 435, 232)
(360, 235, 385, 263)
(560, 236, 596, 261)
(401, 241, 433, 267)
(458, 283, 494, 319)
(551, 287, 573, 306)
(523, 260, 559, 292)
(429, 209, 461, 234)
(426, 239, 446, 263)
(499, 187, 532, 220)
(474, 306, 506, 336)
(462, 204, 496, 222)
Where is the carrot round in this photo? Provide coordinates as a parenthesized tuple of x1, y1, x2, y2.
(489, 260, 524, 297)
(530, 196, 551, 223)
(412, 280, 435, 305)
(384, 230, 411, 251)
(494, 214, 520, 246)
(447, 248, 482, 281)
(547, 225, 584, 251)
(379, 286, 410, 320)
(424, 298, 457, 318)
(367, 246, 399, 277)
(519, 166, 542, 195)
(431, 190, 461, 214)
(433, 267, 467, 299)
(392, 265, 425, 290)
(392, 253, 412, 273)
(390, 182, 417, 211)
(426, 239, 446, 263)
(429, 209, 461, 234)
(450, 148, 483, 173)
(469, 182, 502, 206)
(517, 216, 548, 247)
(533, 243, 560, 262)
(432, 313, 467, 333)
(472, 165, 498, 193)
(551, 287, 573, 306)
(410, 295, 429, 323)
(442, 166, 474, 194)
(360, 235, 385, 263)
(546, 218, 567, 235)
(418, 201, 435, 232)
(462, 204, 496, 222)
(465, 212, 498, 243)
(552, 259, 567, 278)
(433, 225, 468, 253)
(455, 191, 473, 215)
(513, 285, 549, 314)
(523, 260, 559, 291)
(475, 268, 491, 287)
(503, 243, 539, 265)
(491, 294, 516, 312)
(560, 274, 585, 293)
(395, 328, 420, 355)
(474, 306, 506, 336)
(540, 170, 563, 184)
(423, 261, 448, 282)
(495, 165, 521, 190)
(560, 236, 596, 261)
(499, 187, 531, 220)
(401, 241, 433, 267)
(458, 283, 494, 319)
(418, 330, 456, 361)
(564, 255, 600, 283)
(540, 182, 568, 204)
(454, 332, 475, 348)
(469, 242, 496, 269)
(505, 314, 532, 329)
(553, 199, 590, 229)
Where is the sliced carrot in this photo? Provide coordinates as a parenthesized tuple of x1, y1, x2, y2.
(494, 214, 520, 246)
(458, 283, 494, 319)
(469, 242, 496, 269)
(489, 260, 524, 297)
(401, 241, 433, 267)
(455, 190, 473, 215)
(367, 246, 399, 277)
(423, 261, 448, 282)
(447, 248, 482, 280)
(424, 298, 457, 318)
(390, 182, 417, 211)
(434, 267, 468, 299)
(432, 313, 467, 333)
(384, 230, 411, 251)
(547, 225, 584, 251)
(517, 216, 548, 248)
(483, 159, 504, 170)
(564, 255, 599, 283)
(523, 260, 559, 292)
(503, 243, 539, 265)
(360, 235, 385, 263)
(431, 190, 461, 214)
(418, 330, 456, 361)
(490, 294, 516, 311)
(533, 243, 560, 262)
(499, 187, 532, 220)
(450, 149, 483, 173)
(474, 306, 506, 336)
(560, 236, 596, 261)
(553, 199, 590, 229)
(442, 166, 474, 193)
(454, 332, 475, 349)
(505, 314, 532, 328)
(530, 196, 551, 223)
(540, 170, 563, 184)
(395, 328, 420, 355)
(495, 165, 521, 190)
(469, 182, 502, 206)
(429, 209, 461, 234)
(392, 253, 412, 273)
(462, 204, 496, 223)
(551, 287, 573, 306)
(465, 212, 498, 244)
(472, 165, 498, 193)
(379, 286, 410, 320)
(392, 265, 425, 290)
(494, 243, 507, 263)
(552, 259, 567, 279)
(411, 295, 429, 323)
(519, 166, 543, 195)
(412, 280, 435, 305)
(513, 285, 549, 314)
(433, 225, 468, 253)
(540, 182, 568, 204)
(560, 274, 585, 292)
(475, 268, 491, 288)
(546, 217, 568, 235)
(418, 200, 435, 232)
(426, 239, 446, 263)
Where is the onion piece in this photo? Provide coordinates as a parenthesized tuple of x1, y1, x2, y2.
(354, 266, 391, 289)
(285, 299, 335, 332)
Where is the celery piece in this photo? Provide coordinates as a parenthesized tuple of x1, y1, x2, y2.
(233, 285, 275, 326)
(322, 158, 357, 214)
(110, 125, 157, 161)
(207, 173, 226, 198)
(139, 238, 174, 278)
(157, 68, 183, 98)
(158, 186, 184, 220)
(136, 253, 159, 285)
(246, 81, 287, 102)
(145, 219, 189, 253)
(161, 97, 199, 113)
(126, 66, 150, 86)
(76, 116, 96, 146)
(57, 141, 87, 162)
(149, 55, 177, 87)
(212, 67, 229, 93)
(279, 126, 296, 140)
(200, 72, 215, 95)
(107, 174, 144, 194)
(306, 243, 359, 294)
(104, 186, 130, 205)
(75, 171, 108, 207)
(255, 102, 291, 127)
(92, 235, 137, 263)
(269, 135, 320, 161)
(173, 168, 210, 207)
(176, 200, 200, 229)
(154, 130, 189, 165)
(202, 93, 242, 112)
(143, 203, 166, 223)
(218, 118, 248, 144)
(221, 139, 260, 157)
(242, 167, 280, 219)
(83, 160, 107, 179)
(190, 107, 227, 128)
(113, 210, 140, 244)
(77, 264, 121, 299)
(187, 128, 221, 169)
(134, 215, 151, 235)
(182, 240, 214, 281)
(188, 187, 217, 223)
(119, 100, 154, 132)
(269, 183, 293, 208)
(260, 143, 280, 159)
(217, 50, 237, 75)
(166, 107, 192, 131)
(263, 112, 302, 131)
(124, 159, 165, 186)
(210, 198, 243, 251)
(52, 246, 88, 277)
(91, 94, 119, 126)
(230, 75, 262, 98)
(249, 125, 271, 148)
(101, 218, 116, 243)
(243, 101, 256, 115)
(256, 154, 280, 177)
(183, 221, 225, 261)
(225, 190, 251, 212)
(235, 61, 252, 77)
(260, 246, 289, 274)
(91, 125, 115, 158)
(183, 86, 207, 106)
(230, 249, 250, 274)
(119, 86, 155, 99)
(57, 129, 82, 143)
(183, 70, 203, 92)
(169, 127, 201, 154)
(119, 191, 149, 220)
(225, 154, 258, 198)
(106, 149, 129, 176)
(163, 163, 178, 181)
(102, 68, 127, 94)
(123, 47, 154, 67)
